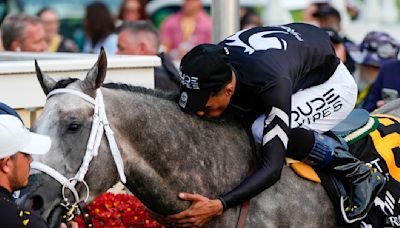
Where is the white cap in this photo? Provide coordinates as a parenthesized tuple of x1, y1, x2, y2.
(0, 115, 51, 159)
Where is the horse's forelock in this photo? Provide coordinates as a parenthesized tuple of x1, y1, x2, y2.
(50, 78, 80, 92)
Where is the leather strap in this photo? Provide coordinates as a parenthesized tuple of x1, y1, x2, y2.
(236, 199, 250, 228)
(236, 166, 254, 228)
(236, 120, 256, 228)
(78, 201, 94, 228)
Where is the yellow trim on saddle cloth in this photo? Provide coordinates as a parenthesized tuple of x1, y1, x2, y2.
(285, 158, 321, 183)
(371, 113, 400, 125)
(286, 114, 400, 184)
(370, 114, 400, 183)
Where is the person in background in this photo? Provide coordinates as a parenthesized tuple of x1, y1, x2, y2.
(1, 13, 48, 52)
(37, 8, 79, 53)
(0, 103, 77, 228)
(117, 0, 149, 24)
(312, 4, 356, 74)
(362, 60, 400, 112)
(323, 27, 346, 63)
(160, 0, 211, 61)
(117, 21, 180, 92)
(240, 8, 262, 30)
(347, 31, 400, 107)
(302, 1, 329, 26)
(0, 31, 4, 51)
(312, 4, 341, 31)
(0, 103, 23, 121)
(83, 2, 117, 54)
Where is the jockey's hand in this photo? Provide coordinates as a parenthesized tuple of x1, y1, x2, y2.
(166, 192, 223, 227)
(60, 221, 78, 228)
(377, 100, 386, 108)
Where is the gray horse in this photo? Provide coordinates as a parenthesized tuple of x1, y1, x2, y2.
(22, 50, 394, 227)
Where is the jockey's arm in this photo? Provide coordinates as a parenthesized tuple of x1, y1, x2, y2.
(219, 77, 292, 210)
(163, 78, 292, 227)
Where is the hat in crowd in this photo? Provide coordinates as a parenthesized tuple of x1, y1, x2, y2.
(347, 31, 400, 67)
(0, 102, 23, 122)
(178, 44, 232, 113)
(0, 115, 51, 159)
(323, 27, 343, 44)
(312, 5, 341, 20)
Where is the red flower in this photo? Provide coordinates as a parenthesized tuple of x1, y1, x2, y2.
(75, 193, 164, 227)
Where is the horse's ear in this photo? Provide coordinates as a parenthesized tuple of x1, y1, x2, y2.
(83, 47, 107, 90)
(35, 59, 56, 95)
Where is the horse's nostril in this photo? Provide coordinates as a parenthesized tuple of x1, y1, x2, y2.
(30, 195, 44, 211)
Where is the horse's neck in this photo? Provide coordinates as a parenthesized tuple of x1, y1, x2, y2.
(104, 88, 254, 214)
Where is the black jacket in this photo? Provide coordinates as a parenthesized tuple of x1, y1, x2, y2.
(0, 186, 48, 227)
(218, 23, 340, 209)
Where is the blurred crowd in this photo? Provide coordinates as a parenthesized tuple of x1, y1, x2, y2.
(0, 0, 399, 111)
(302, 2, 400, 112)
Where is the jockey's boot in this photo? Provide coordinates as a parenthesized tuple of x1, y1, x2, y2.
(303, 132, 386, 223)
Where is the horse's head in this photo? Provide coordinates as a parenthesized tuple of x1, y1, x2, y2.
(19, 48, 121, 227)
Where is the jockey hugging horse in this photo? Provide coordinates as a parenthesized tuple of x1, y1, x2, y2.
(20, 46, 399, 227)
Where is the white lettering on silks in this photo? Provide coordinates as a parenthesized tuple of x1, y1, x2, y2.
(292, 88, 343, 127)
(274, 25, 303, 41)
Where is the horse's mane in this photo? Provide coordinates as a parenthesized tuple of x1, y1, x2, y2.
(103, 82, 179, 101)
(51, 78, 243, 125)
(50, 78, 179, 102)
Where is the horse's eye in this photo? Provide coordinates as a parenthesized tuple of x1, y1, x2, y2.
(67, 123, 81, 132)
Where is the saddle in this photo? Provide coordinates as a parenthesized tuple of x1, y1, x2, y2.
(287, 109, 375, 183)
(287, 110, 400, 227)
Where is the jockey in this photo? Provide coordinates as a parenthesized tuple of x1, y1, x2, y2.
(170, 23, 385, 226)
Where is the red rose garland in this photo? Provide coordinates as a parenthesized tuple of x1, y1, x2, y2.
(75, 192, 164, 227)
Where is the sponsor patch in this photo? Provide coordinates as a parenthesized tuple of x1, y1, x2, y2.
(179, 91, 188, 108)
(180, 71, 200, 90)
(292, 88, 343, 127)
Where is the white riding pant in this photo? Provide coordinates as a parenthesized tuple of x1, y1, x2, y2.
(252, 62, 357, 144)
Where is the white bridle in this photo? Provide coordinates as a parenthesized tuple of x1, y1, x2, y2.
(31, 88, 126, 203)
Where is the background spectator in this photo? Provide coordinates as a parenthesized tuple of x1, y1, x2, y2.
(0, 103, 22, 121)
(117, 0, 149, 24)
(160, 0, 211, 61)
(0, 31, 3, 51)
(240, 8, 262, 30)
(302, 2, 329, 26)
(1, 13, 48, 52)
(312, 4, 356, 74)
(83, 2, 117, 54)
(37, 8, 79, 53)
(347, 31, 400, 107)
(117, 21, 180, 92)
(312, 4, 341, 31)
(323, 27, 346, 63)
(0, 112, 51, 227)
(0, 103, 78, 228)
(362, 60, 400, 112)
